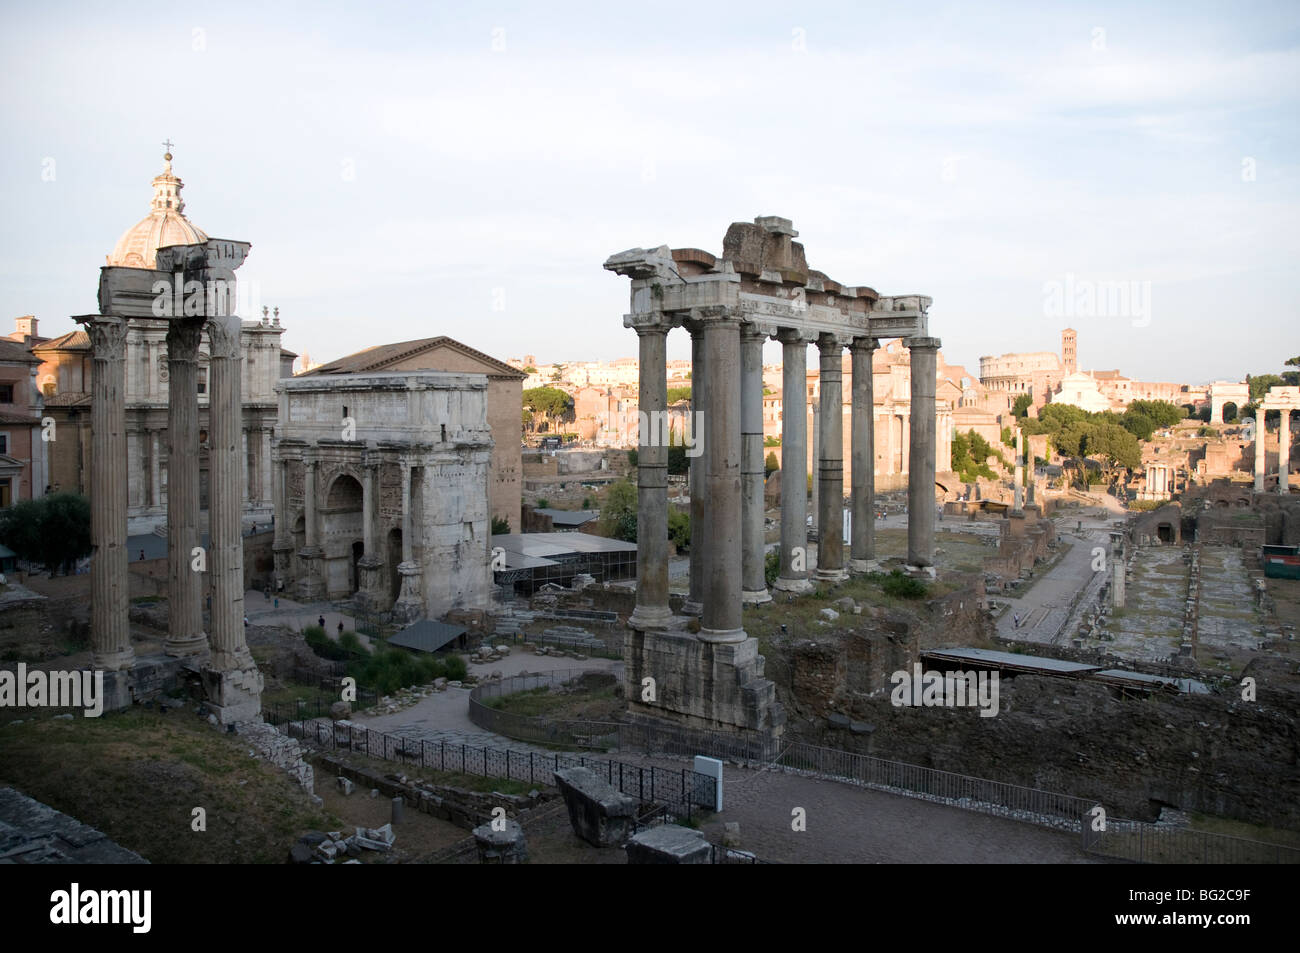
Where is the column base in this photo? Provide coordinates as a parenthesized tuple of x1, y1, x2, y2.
(92, 646, 135, 672)
(296, 548, 326, 602)
(164, 634, 209, 658)
(772, 575, 812, 594)
(905, 564, 938, 578)
(623, 626, 784, 737)
(741, 589, 772, 605)
(390, 561, 424, 623)
(815, 568, 848, 583)
(680, 600, 703, 617)
(848, 558, 880, 574)
(200, 664, 264, 726)
(697, 625, 747, 644)
(629, 604, 673, 630)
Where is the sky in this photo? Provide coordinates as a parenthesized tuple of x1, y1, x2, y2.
(1, 0, 1297, 384)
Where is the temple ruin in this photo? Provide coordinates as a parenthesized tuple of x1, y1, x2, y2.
(605, 216, 939, 738)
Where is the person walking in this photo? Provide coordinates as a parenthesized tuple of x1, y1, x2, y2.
(1012, 612, 1021, 629)
(318, 614, 325, 630)
(337, 620, 344, 638)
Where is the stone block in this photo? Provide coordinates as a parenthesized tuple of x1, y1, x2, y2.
(553, 767, 638, 847)
(337, 776, 355, 796)
(472, 819, 528, 864)
(625, 824, 712, 864)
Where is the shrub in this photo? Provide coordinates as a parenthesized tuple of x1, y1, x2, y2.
(764, 550, 781, 587)
(880, 570, 927, 600)
(350, 648, 447, 695)
(491, 516, 510, 534)
(442, 654, 468, 681)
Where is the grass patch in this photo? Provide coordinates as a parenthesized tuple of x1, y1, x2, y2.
(0, 709, 338, 863)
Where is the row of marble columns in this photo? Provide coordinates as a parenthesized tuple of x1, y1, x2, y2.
(83, 312, 253, 674)
(628, 309, 940, 644)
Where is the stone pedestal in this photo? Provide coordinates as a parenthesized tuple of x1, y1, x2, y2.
(623, 625, 784, 736)
(201, 665, 265, 726)
(473, 820, 528, 863)
(626, 824, 712, 864)
(553, 767, 637, 847)
(391, 562, 424, 623)
(296, 550, 326, 601)
(356, 554, 386, 610)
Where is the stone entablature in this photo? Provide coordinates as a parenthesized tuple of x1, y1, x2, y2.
(273, 372, 494, 620)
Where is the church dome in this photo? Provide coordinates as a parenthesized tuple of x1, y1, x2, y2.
(106, 150, 208, 268)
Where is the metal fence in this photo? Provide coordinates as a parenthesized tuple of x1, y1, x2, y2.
(1082, 818, 1300, 864)
(263, 702, 715, 822)
(469, 670, 623, 749)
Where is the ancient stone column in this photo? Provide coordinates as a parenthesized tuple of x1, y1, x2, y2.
(1255, 413, 1267, 494)
(849, 337, 878, 572)
(816, 334, 845, 582)
(393, 459, 424, 621)
(907, 337, 940, 568)
(810, 401, 819, 536)
(1111, 532, 1126, 609)
(1280, 410, 1292, 494)
(700, 310, 744, 642)
(83, 315, 134, 671)
(241, 429, 250, 503)
(205, 314, 253, 673)
(150, 431, 161, 508)
(271, 451, 293, 587)
(358, 460, 384, 607)
(740, 323, 770, 604)
(1014, 428, 1024, 511)
(261, 430, 272, 508)
(629, 317, 671, 630)
(297, 456, 325, 601)
(684, 322, 706, 616)
(164, 316, 207, 657)
(774, 330, 811, 592)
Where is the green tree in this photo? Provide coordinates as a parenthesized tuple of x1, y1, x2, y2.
(667, 426, 689, 475)
(490, 516, 510, 535)
(598, 478, 638, 542)
(1284, 356, 1300, 387)
(667, 506, 690, 552)
(1248, 374, 1284, 402)
(522, 386, 574, 433)
(667, 386, 692, 404)
(1120, 411, 1155, 441)
(1086, 423, 1141, 483)
(1222, 401, 1239, 423)
(0, 493, 92, 574)
(765, 450, 780, 475)
(627, 448, 638, 468)
(1011, 394, 1033, 418)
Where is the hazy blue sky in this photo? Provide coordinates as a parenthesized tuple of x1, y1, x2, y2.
(2, 1, 1296, 382)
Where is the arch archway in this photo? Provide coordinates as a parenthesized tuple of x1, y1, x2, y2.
(322, 474, 364, 598)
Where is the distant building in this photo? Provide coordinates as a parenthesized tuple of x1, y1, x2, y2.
(0, 324, 47, 506)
